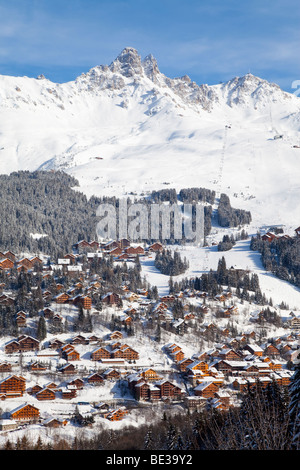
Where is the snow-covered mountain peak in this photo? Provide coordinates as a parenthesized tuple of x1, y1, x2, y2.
(109, 46, 143, 77)
(0, 47, 300, 228)
(219, 72, 292, 108)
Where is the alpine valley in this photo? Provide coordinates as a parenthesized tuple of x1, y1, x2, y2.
(0, 47, 299, 451)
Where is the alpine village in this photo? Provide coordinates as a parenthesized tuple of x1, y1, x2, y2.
(0, 229, 299, 451)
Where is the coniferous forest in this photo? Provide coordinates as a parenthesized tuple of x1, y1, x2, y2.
(0, 171, 252, 257)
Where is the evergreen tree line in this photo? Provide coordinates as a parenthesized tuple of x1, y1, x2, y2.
(250, 233, 300, 287)
(0, 170, 101, 257)
(0, 171, 251, 256)
(1, 371, 299, 450)
(154, 249, 189, 276)
(218, 229, 248, 251)
(169, 256, 273, 306)
(218, 193, 252, 227)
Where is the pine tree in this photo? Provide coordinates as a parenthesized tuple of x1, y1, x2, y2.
(144, 427, 154, 450)
(37, 315, 47, 341)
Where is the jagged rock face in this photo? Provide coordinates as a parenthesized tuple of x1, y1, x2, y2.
(142, 54, 160, 82)
(109, 47, 143, 77)
(0, 46, 299, 118)
(221, 73, 292, 107)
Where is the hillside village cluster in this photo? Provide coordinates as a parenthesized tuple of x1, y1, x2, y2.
(0, 236, 299, 438)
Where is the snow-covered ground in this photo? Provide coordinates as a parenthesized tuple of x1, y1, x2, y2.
(0, 48, 299, 447)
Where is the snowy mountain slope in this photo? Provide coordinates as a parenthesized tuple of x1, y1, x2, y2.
(0, 47, 300, 227)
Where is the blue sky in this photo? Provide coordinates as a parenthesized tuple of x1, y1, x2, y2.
(0, 0, 299, 91)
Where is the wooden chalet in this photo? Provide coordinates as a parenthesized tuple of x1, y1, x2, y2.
(2, 251, 16, 262)
(218, 349, 243, 361)
(263, 344, 281, 359)
(194, 381, 219, 398)
(68, 378, 84, 389)
(101, 292, 121, 306)
(111, 344, 139, 361)
(43, 417, 67, 428)
(139, 368, 162, 382)
(10, 404, 40, 422)
(109, 331, 123, 340)
(29, 361, 47, 372)
(0, 258, 14, 270)
(91, 346, 111, 361)
(73, 295, 92, 310)
(87, 372, 104, 384)
(155, 379, 184, 399)
(57, 363, 76, 374)
(5, 336, 39, 354)
(102, 369, 121, 380)
(178, 357, 194, 372)
(17, 258, 33, 270)
(18, 335, 40, 351)
(61, 344, 80, 361)
(54, 292, 70, 304)
(148, 242, 163, 252)
(71, 334, 89, 345)
(244, 344, 264, 357)
(61, 387, 77, 399)
(49, 338, 64, 349)
(0, 362, 12, 373)
(134, 381, 150, 401)
(36, 387, 56, 401)
(0, 375, 26, 396)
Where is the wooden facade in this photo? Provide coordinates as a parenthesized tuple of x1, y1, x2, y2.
(0, 375, 26, 396)
(36, 387, 56, 401)
(10, 404, 40, 421)
(91, 346, 111, 361)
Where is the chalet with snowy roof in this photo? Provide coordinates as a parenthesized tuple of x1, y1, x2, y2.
(0, 375, 26, 397)
(54, 292, 70, 304)
(243, 344, 264, 357)
(0, 294, 14, 306)
(101, 292, 121, 305)
(28, 361, 47, 371)
(61, 344, 80, 361)
(2, 250, 16, 261)
(148, 242, 163, 252)
(139, 368, 162, 382)
(178, 358, 194, 372)
(194, 381, 220, 398)
(290, 316, 300, 330)
(28, 385, 43, 397)
(91, 346, 111, 361)
(5, 335, 40, 353)
(36, 387, 56, 401)
(263, 343, 281, 359)
(43, 417, 67, 428)
(10, 403, 40, 422)
(218, 348, 243, 361)
(68, 378, 84, 389)
(61, 386, 77, 399)
(87, 372, 104, 384)
(111, 344, 139, 361)
(109, 330, 123, 340)
(0, 258, 14, 270)
(261, 232, 278, 242)
(57, 363, 76, 374)
(155, 379, 184, 399)
(0, 362, 12, 373)
(102, 368, 121, 380)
